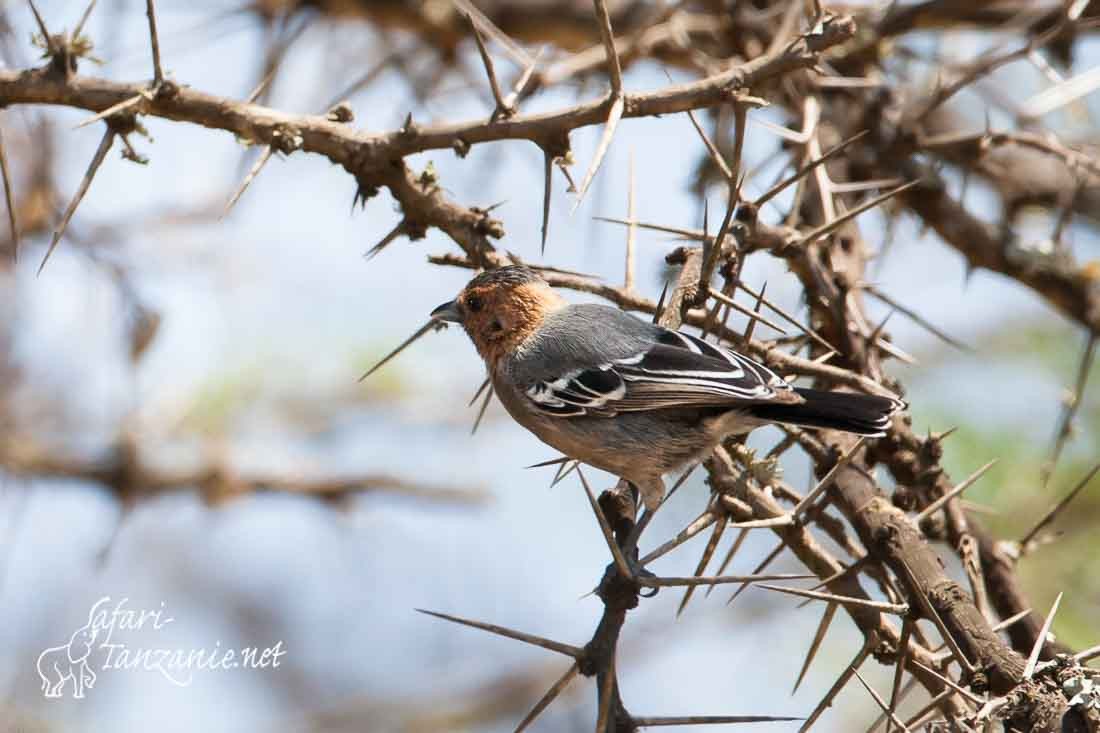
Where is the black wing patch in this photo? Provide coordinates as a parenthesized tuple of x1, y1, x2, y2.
(524, 363, 626, 416)
(524, 328, 795, 417)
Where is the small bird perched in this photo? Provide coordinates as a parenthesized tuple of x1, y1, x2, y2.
(431, 266, 904, 511)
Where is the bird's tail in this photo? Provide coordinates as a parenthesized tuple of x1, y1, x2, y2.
(748, 388, 905, 437)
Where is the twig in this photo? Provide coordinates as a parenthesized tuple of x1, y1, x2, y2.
(577, 467, 634, 580)
(551, 460, 579, 488)
(632, 715, 802, 726)
(514, 663, 580, 733)
(735, 280, 838, 353)
(799, 641, 872, 732)
(755, 583, 909, 614)
(1023, 592, 1062, 680)
(853, 670, 911, 733)
(640, 510, 716, 565)
(416, 609, 582, 658)
(685, 108, 732, 181)
(27, 0, 55, 56)
(896, 558, 975, 676)
(451, 0, 531, 68)
(571, 96, 624, 212)
(1074, 644, 1100, 664)
(885, 616, 913, 733)
(501, 47, 544, 111)
(902, 690, 954, 730)
(144, 0, 164, 85)
(907, 660, 985, 705)
(471, 382, 495, 435)
(676, 514, 726, 616)
(73, 0, 99, 41)
(726, 541, 785, 605)
(914, 459, 997, 524)
(595, 645, 616, 733)
(593, 216, 704, 242)
(651, 464, 698, 516)
(624, 151, 637, 290)
(928, 605, 1033, 662)
(526, 456, 570, 470)
(792, 181, 920, 249)
(222, 146, 275, 217)
(742, 281, 767, 344)
(707, 289, 788, 334)
(38, 127, 115, 276)
(642, 573, 816, 588)
(468, 377, 491, 407)
(365, 220, 412, 261)
(860, 283, 970, 351)
(359, 320, 443, 381)
(792, 438, 866, 519)
(0, 124, 18, 261)
(1042, 333, 1096, 489)
(697, 103, 750, 302)
(1021, 64, 1100, 119)
(592, 0, 623, 96)
(793, 601, 839, 694)
(1020, 462, 1100, 551)
(466, 12, 513, 121)
(73, 92, 149, 130)
(755, 130, 869, 207)
(705, 527, 749, 599)
(870, 677, 919, 733)
(723, 511, 795, 529)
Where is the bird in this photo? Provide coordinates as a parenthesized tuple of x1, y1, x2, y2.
(431, 265, 905, 512)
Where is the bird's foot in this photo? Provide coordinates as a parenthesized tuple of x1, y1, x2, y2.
(597, 548, 658, 606)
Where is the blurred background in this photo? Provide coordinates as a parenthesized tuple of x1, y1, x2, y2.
(0, 1, 1097, 731)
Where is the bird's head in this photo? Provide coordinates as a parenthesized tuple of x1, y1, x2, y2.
(431, 265, 565, 367)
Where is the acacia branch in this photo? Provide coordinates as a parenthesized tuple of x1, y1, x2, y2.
(0, 14, 855, 169)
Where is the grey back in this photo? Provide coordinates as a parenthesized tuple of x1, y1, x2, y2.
(506, 304, 661, 384)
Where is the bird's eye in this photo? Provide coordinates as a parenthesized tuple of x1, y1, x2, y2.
(466, 295, 483, 313)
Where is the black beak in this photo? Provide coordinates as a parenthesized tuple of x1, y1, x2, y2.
(430, 300, 462, 323)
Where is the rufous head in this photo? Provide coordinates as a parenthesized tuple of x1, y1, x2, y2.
(431, 266, 565, 367)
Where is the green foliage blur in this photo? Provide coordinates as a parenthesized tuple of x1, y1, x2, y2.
(906, 317, 1098, 651)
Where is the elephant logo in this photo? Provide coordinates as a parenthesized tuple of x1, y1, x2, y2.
(37, 611, 99, 699)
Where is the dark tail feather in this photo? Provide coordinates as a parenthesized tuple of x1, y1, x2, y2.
(749, 388, 905, 437)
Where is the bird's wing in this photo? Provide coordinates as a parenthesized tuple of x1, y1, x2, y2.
(524, 329, 799, 417)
